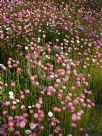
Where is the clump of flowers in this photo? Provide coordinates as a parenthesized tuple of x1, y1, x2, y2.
(0, 0, 102, 136)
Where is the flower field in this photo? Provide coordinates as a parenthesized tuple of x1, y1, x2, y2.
(0, 0, 102, 136)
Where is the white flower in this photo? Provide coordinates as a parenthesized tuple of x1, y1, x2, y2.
(50, 74, 54, 79)
(38, 37, 40, 43)
(28, 106, 32, 109)
(31, 47, 34, 50)
(0, 30, 3, 34)
(100, 32, 102, 36)
(60, 47, 63, 50)
(0, 86, 2, 90)
(0, 64, 6, 70)
(60, 52, 63, 55)
(88, 43, 92, 47)
(16, 99, 20, 103)
(9, 91, 14, 96)
(80, 110, 84, 114)
(65, 53, 68, 56)
(67, 134, 72, 136)
(25, 46, 29, 50)
(30, 123, 36, 130)
(9, 95, 14, 99)
(12, 101, 16, 105)
(25, 129, 31, 135)
(66, 40, 69, 43)
(85, 134, 89, 136)
(71, 40, 74, 43)
(6, 27, 11, 31)
(76, 40, 80, 44)
(48, 111, 53, 117)
(77, 112, 81, 116)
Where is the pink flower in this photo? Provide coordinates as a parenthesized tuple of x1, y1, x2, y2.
(71, 123, 77, 128)
(79, 128, 84, 132)
(56, 79, 61, 83)
(21, 105, 26, 111)
(66, 95, 71, 101)
(54, 126, 62, 134)
(4, 101, 10, 106)
(35, 103, 41, 109)
(38, 111, 45, 122)
(47, 91, 52, 96)
(72, 114, 77, 122)
(21, 94, 25, 99)
(73, 99, 79, 105)
(11, 105, 16, 110)
(53, 107, 61, 113)
(17, 68, 23, 74)
(34, 113, 38, 119)
(67, 102, 73, 108)
(70, 107, 75, 113)
(11, 82, 16, 87)
(19, 121, 26, 128)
